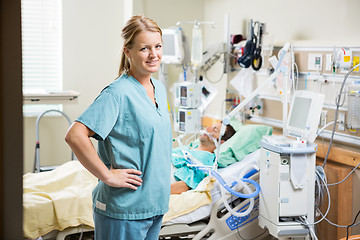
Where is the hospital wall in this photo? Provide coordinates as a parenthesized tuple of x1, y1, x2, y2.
(23, 0, 360, 172)
(23, 0, 125, 173)
(22, 0, 205, 173)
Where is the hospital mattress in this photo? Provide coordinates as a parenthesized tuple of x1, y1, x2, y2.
(163, 149, 260, 225)
(23, 160, 98, 239)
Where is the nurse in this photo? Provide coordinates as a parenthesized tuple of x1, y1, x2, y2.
(65, 15, 172, 240)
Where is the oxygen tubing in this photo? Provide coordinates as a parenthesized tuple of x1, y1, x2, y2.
(196, 167, 260, 199)
(220, 176, 255, 217)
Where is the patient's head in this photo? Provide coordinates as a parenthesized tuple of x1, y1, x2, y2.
(198, 122, 236, 152)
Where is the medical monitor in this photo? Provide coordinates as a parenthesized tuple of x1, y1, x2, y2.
(162, 28, 185, 64)
(284, 90, 325, 142)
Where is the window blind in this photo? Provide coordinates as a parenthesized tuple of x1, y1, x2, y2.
(21, 0, 62, 116)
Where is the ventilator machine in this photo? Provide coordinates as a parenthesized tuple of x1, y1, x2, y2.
(258, 90, 324, 238)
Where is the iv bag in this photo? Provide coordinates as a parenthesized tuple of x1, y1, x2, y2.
(191, 27, 203, 68)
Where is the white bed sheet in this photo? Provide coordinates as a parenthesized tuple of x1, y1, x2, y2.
(164, 149, 260, 225)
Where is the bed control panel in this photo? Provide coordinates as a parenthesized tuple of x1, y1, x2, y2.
(226, 197, 259, 231)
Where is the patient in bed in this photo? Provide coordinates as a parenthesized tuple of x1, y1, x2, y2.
(170, 122, 236, 194)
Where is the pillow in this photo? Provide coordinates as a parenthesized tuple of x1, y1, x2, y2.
(217, 124, 273, 168)
(229, 117, 243, 131)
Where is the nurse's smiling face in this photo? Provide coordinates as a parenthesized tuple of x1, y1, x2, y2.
(124, 31, 162, 78)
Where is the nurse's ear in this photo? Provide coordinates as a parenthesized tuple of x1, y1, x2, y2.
(124, 47, 131, 59)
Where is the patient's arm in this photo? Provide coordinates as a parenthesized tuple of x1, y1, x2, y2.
(171, 181, 190, 194)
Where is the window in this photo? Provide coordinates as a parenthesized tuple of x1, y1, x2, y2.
(21, 0, 63, 116)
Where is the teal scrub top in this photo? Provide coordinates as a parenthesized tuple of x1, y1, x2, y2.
(76, 74, 172, 220)
(171, 146, 215, 189)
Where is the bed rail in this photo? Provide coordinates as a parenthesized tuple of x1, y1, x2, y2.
(33, 109, 75, 173)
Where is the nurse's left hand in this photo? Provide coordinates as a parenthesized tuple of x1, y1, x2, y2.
(105, 167, 143, 190)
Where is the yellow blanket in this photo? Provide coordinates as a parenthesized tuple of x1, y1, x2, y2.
(23, 161, 97, 239)
(24, 161, 214, 238)
(163, 176, 215, 222)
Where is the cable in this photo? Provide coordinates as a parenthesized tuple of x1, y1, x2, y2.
(315, 166, 327, 211)
(202, 53, 225, 83)
(299, 216, 318, 240)
(294, 62, 299, 90)
(317, 209, 360, 229)
(78, 224, 84, 240)
(313, 163, 360, 237)
(305, 166, 331, 226)
(327, 161, 360, 186)
(322, 63, 360, 168)
(347, 209, 360, 240)
(316, 120, 340, 138)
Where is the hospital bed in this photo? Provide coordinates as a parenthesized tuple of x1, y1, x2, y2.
(160, 123, 273, 239)
(24, 109, 96, 240)
(23, 121, 272, 240)
(160, 150, 270, 240)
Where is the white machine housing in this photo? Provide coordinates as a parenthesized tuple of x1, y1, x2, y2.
(162, 28, 185, 65)
(174, 82, 202, 109)
(258, 90, 325, 238)
(173, 107, 201, 133)
(259, 143, 317, 238)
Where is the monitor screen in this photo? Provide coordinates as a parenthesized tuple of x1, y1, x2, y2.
(163, 34, 176, 57)
(288, 97, 311, 130)
(180, 86, 187, 97)
(180, 111, 185, 123)
(161, 28, 184, 64)
(285, 90, 325, 142)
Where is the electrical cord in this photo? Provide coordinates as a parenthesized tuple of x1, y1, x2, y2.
(346, 209, 360, 240)
(313, 167, 331, 225)
(327, 161, 360, 186)
(315, 166, 327, 211)
(314, 163, 360, 238)
(316, 120, 341, 138)
(299, 216, 318, 240)
(317, 208, 360, 229)
(78, 224, 84, 240)
(202, 53, 225, 83)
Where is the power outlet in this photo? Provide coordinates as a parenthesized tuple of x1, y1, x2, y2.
(338, 113, 346, 131)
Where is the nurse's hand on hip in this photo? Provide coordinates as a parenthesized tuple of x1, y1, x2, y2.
(65, 121, 143, 190)
(106, 167, 143, 190)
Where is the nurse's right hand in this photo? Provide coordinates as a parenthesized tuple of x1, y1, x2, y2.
(105, 167, 143, 190)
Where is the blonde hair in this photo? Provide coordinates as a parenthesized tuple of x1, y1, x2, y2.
(118, 15, 162, 76)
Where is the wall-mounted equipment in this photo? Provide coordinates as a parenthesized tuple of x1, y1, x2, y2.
(237, 19, 266, 71)
(347, 84, 360, 130)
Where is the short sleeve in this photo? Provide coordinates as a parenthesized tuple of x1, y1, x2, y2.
(76, 91, 120, 141)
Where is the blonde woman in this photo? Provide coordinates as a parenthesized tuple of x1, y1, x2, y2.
(65, 15, 172, 240)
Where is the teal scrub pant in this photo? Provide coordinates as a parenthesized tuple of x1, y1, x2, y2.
(94, 211, 163, 240)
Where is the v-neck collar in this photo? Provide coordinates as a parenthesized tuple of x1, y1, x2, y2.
(124, 74, 161, 115)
